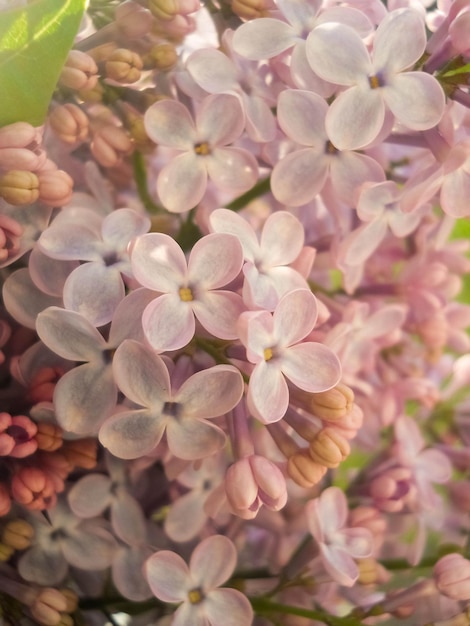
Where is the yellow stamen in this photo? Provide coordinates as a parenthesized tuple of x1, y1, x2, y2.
(264, 347, 273, 361)
(368, 75, 381, 89)
(194, 141, 210, 155)
(179, 287, 193, 302)
(188, 588, 203, 604)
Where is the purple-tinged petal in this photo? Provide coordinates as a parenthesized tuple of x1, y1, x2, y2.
(317, 6, 373, 37)
(373, 8, 426, 74)
(167, 417, 226, 460)
(142, 293, 195, 352)
(63, 263, 125, 327)
(112, 545, 153, 602)
(190, 535, 236, 589)
(209, 208, 259, 262)
(131, 232, 187, 293)
(277, 0, 320, 28)
(366, 304, 407, 339)
(326, 86, 385, 151)
(175, 365, 244, 419)
(207, 147, 258, 193)
(204, 588, 254, 626)
(319, 544, 359, 587)
(173, 604, 207, 626)
(271, 148, 328, 207)
(248, 361, 289, 424)
(99, 409, 166, 459)
(273, 289, 318, 347)
(29, 248, 77, 296)
(3, 268, 62, 329)
(101, 208, 150, 249)
(186, 48, 239, 93)
(330, 152, 385, 204)
(277, 89, 327, 146)
(145, 551, 190, 602)
(243, 93, 277, 143)
(232, 18, 297, 60)
(38, 223, 101, 261)
(196, 94, 245, 147)
(157, 152, 207, 213)
(339, 528, 374, 558)
(144, 99, 196, 149)
(281, 342, 341, 392)
(62, 523, 116, 571)
(18, 544, 67, 586)
(68, 474, 112, 518)
(112, 340, 170, 407)
(109, 288, 157, 345)
(384, 72, 445, 131)
(417, 449, 452, 484)
(306, 22, 371, 85)
(165, 490, 207, 542)
(193, 290, 245, 340)
(111, 492, 147, 545)
(188, 233, 243, 289)
(36, 306, 106, 361)
(338, 219, 388, 267)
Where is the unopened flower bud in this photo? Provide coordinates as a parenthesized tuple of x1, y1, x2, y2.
(91, 125, 133, 167)
(62, 438, 97, 469)
(116, 1, 154, 38)
(48, 104, 89, 144)
(30, 587, 68, 626)
(78, 81, 105, 103)
(59, 588, 78, 613)
(1, 519, 34, 550)
(37, 169, 73, 207)
(0, 413, 38, 458)
(348, 506, 387, 541)
(309, 428, 350, 468)
(144, 43, 178, 71)
(357, 557, 381, 585)
(59, 50, 98, 91)
(287, 450, 327, 488)
(434, 553, 470, 601)
(105, 48, 143, 83)
(0, 483, 11, 516)
(333, 404, 364, 439)
(231, 0, 274, 20)
(11, 467, 55, 510)
(310, 383, 355, 422)
(369, 467, 413, 513)
(0, 122, 37, 149)
(152, 13, 195, 39)
(0, 543, 14, 561)
(0, 170, 39, 205)
(35, 421, 63, 452)
(149, 0, 200, 20)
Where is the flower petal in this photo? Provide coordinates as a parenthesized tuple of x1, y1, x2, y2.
(207, 147, 258, 193)
(142, 293, 195, 352)
(145, 550, 190, 602)
(188, 233, 243, 289)
(190, 535, 236, 589)
(209, 208, 259, 262)
(144, 99, 196, 149)
(260, 211, 305, 266)
(248, 361, 289, 424)
(166, 417, 226, 460)
(131, 232, 187, 293)
(271, 148, 328, 206)
(204, 588, 254, 626)
(384, 72, 445, 131)
(373, 8, 426, 74)
(232, 18, 297, 60)
(277, 89, 327, 146)
(157, 152, 207, 213)
(281, 342, 341, 392)
(196, 94, 245, 147)
(193, 290, 245, 340)
(273, 289, 318, 346)
(186, 48, 239, 93)
(99, 409, 166, 459)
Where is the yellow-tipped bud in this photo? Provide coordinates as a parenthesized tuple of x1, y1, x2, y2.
(144, 43, 178, 71)
(287, 450, 327, 488)
(309, 427, 350, 468)
(1, 519, 34, 550)
(105, 48, 143, 84)
(0, 542, 14, 561)
(0, 170, 39, 205)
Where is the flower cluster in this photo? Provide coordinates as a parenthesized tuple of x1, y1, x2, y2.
(1, 0, 470, 625)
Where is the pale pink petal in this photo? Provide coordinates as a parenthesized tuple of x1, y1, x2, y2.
(416, 449, 452, 484)
(67, 474, 112, 518)
(232, 19, 297, 60)
(366, 305, 407, 339)
(271, 148, 328, 206)
(313, 487, 348, 535)
(99, 409, 166, 459)
(157, 152, 207, 213)
(190, 535, 236, 589)
(109, 288, 157, 346)
(273, 289, 318, 346)
(101, 208, 150, 249)
(188, 233, 243, 289)
(111, 492, 147, 545)
(193, 290, 245, 340)
(205, 589, 253, 626)
(131, 232, 187, 293)
(278, 89, 327, 146)
(4, 269, 62, 329)
(248, 362, 289, 424)
(165, 490, 207, 542)
(209, 208, 259, 262)
(186, 48, 239, 93)
(112, 546, 153, 601)
(338, 219, 388, 267)
(290, 42, 336, 98)
(260, 211, 305, 266)
(112, 340, 170, 407)
(144, 99, 196, 149)
(330, 152, 385, 204)
(175, 365, 244, 419)
(441, 169, 470, 217)
(62, 524, 116, 571)
(18, 545, 67, 586)
(145, 551, 189, 602)
(29, 248, 77, 297)
(356, 181, 398, 221)
(316, 6, 373, 36)
(339, 528, 374, 558)
(384, 73, 445, 130)
(243, 93, 277, 142)
(196, 94, 244, 146)
(38, 224, 100, 261)
(373, 8, 426, 74)
(277, 0, 321, 28)
(388, 208, 424, 237)
(166, 417, 226, 460)
(281, 342, 341, 392)
(243, 264, 308, 311)
(319, 544, 359, 586)
(206, 147, 258, 192)
(241, 310, 274, 361)
(142, 293, 195, 352)
(326, 86, 385, 151)
(306, 22, 372, 85)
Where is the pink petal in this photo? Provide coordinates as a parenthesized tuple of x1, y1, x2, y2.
(260, 211, 305, 266)
(101, 208, 150, 249)
(330, 152, 385, 204)
(248, 362, 289, 424)
(144, 99, 195, 149)
(111, 492, 147, 545)
(205, 588, 254, 626)
(206, 147, 258, 192)
(190, 535, 236, 589)
(131, 232, 187, 293)
(338, 219, 388, 267)
(373, 8, 426, 74)
(186, 48, 239, 93)
(188, 233, 243, 289)
(273, 289, 318, 347)
(99, 409, 166, 459)
(384, 72, 445, 131)
(193, 290, 245, 340)
(67, 474, 112, 518)
(145, 551, 189, 602)
(271, 148, 328, 206)
(142, 293, 195, 352)
(281, 342, 341, 392)
(277, 89, 327, 146)
(196, 94, 244, 146)
(166, 417, 226, 460)
(157, 152, 208, 213)
(339, 528, 374, 558)
(232, 18, 297, 60)
(209, 208, 259, 262)
(319, 544, 359, 587)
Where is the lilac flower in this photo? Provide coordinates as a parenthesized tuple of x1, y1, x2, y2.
(143, 94, 258, 212)
(306, 9, 446, 150)
(131, 232, 245, 352)
(99, 339, 244, 460)
(145, 535, 253, 626)
(238, 289, 341, 423)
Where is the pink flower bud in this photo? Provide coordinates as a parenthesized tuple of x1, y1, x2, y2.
(90, 125, 133, 167)
(11, 467, 55, 510)
(28, 367, 63, 405)
(105, 48, 143, 83)
(369, 467, 413, 513)
(7, 415, 38, 458)
(48, 104, 89, 144)
(333, 404, 364, 439)
(309, 428, 350, 468)
(0, 122, 37, 149)
(59, 50, 98, 91)
(115, 1, 154, 38)
(434, 554, 470, 600)
(37, 169, 74, 207)
(287, 450, 327, 488)
(0, 147, 43, 171)
(0, 214, 23, 263)
(309, 383, 355, 422)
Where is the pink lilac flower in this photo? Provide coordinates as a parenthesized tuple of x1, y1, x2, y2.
(131, 232, 245, 352)
(143, 93, 258, 212)
(238, 289, 342, 423)
(99, 339, 244, 460)
(145, 534, 253, 626)
(306, 8, 446, 150)
(306, 486, 373, 587)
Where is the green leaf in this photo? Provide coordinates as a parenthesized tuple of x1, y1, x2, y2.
(0, 0, 86, 127)
(442, 62, 470, 78)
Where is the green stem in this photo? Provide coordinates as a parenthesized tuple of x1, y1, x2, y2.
(250, 598, 369, 626)
(195, 337, 250, 384)
(225, 176, 271, 212)
(132, 151, 165, 214)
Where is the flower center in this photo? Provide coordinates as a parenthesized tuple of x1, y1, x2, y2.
(264, 347, 274, 361)
(179, 287, 193, 302)
(194, 141, 211, 156)
(325, 140, 338, 154)
(188, 587, 204, 604)
(368, 73, 385, 89)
